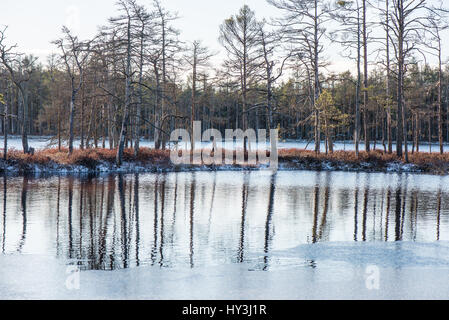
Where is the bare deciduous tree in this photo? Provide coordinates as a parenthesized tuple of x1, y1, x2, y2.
(332, 0, 363, 156)
(388, 0, 427, 161)
(258, 20, 291, 132)
(184, 40, 214, 151)
(53, 26, 92, 155)
(422, 1, 449, 155)
(268, 0, 332, 153)
(0, 27, 36, 155)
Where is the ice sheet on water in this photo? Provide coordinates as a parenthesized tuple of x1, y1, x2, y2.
(1, 241, 449, 300)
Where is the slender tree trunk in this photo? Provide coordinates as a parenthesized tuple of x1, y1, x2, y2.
(328, 124, 334, 154)
(446, 85, 449, 145)
(80, 82, 85, 150)
(68, 91, 76, 155)
(314, 0, 321, 154)
(161, 19, 167, 151)
(385, 0, 393, 153)
(438, 50, 443, 154)
(191, 49, 197, 153)
(101, 107, 105, 148)
(57, 100, 61, 151)
(19, 86, 29, 154)
(116, 17, 132, 166)
(3, 88, 8, 161)
(267, 78, 273, 131)
(429, 115, 432, 153)
(135, 30, 145, 157)
(415, 112, 420, 153)
(403, 94, 409, 162)
(154, 63, 162, 150)
(242, 19, 249, 154)
(374, 104, 379, 150)
(362, 0, 370, 152)
(412, 113, 415, 154)
(355, 9, 361, 157)
(85, 98, 96, 149)
(396, 16, 404, 158)
(107, 102, 114, 150)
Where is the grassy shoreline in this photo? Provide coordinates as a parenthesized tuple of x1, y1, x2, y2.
(1, 147, 449, 175)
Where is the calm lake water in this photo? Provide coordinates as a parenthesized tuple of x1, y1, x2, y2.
(1, 171, 448, 272)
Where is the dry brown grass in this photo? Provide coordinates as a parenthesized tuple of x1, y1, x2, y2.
(3, 147, 449, 174)
(278, 149, 399, 164)
(4, 147, 171, 168)
(277, 149, 449, 174)
(408, 152, 449, 165)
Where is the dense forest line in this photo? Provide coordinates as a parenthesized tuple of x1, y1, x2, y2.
(1, 0, 449, 165)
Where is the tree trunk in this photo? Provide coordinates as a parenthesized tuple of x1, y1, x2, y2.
(396, 28, 404, 158)
(161, 18, 167, 151)
(57, 100, 61, 151)
(403, 96, 409, 162)
(191, 50, 197, 153)
(327, 123, 334, 154)
(80, 82, 85, 150)
(438, 52, 443, 154)
(415, 112, 420, 153)
(362, 0, 370, 152)
(154, 63, 162, 150)
(429, 115, 432, 153)
(107, 102, 114, 150)
(314, 0, 321, 154)
(3, 89, 8, 161)
(135, 31, 145, 157)
(355, 10, 361, 157)
(68, 91, 76, 155)
(19, 86, 29, 154)
(116, 17, 132, 166)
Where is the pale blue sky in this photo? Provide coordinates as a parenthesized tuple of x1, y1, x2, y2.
(0, 1, 274, 60)
(0, 0, 447, 74)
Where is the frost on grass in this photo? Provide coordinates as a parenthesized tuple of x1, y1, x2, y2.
(0, 148, 448, 175)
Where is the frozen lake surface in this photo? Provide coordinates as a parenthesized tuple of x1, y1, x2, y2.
(1, 170, 449, 299)
(2, 136, 449, 153)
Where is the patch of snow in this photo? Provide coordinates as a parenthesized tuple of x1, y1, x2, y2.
(321, 162, 335, 171)
(387, 162, 422, 173)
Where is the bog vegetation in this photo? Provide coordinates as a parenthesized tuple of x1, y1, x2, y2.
(1, 0, 449, 166)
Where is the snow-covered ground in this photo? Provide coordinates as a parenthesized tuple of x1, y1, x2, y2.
(1, 242, 449, 300)
(2, 136, 449, 153)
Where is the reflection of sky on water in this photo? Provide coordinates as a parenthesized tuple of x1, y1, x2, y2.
(0, 171, 448, 271)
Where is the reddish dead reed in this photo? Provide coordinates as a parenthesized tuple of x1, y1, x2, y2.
(2, 147, 449, 174)
(279, 149, 399, 164)
(4, 147, 171, 168)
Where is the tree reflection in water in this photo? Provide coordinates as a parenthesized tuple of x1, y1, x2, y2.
(0, 171, 447, 271)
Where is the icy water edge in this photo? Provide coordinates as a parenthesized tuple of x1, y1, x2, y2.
(1, 170, 449, 299)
